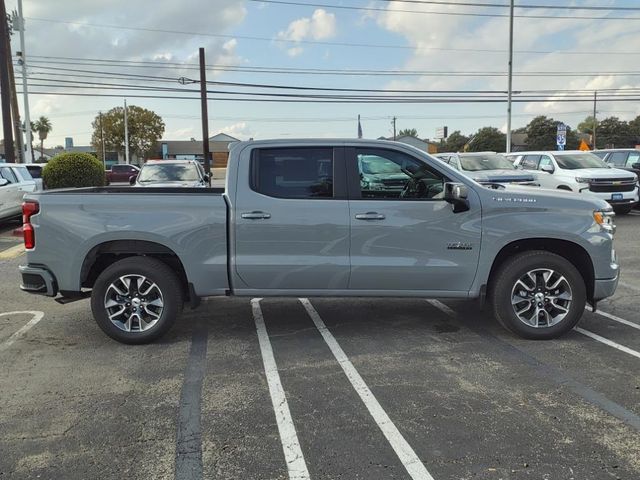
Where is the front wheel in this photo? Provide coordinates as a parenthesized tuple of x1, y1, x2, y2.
(490, 251, 586, 340)
(91, 257, 183, 344)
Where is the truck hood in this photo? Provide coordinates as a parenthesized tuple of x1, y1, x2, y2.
(567, 167, 637, 180)
(490, 183, 611, 210)
(468, 169, 536, 183)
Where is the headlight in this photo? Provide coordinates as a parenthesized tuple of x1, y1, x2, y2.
(593, 209, 616, 234)
(361, 180, 385, 190)
(575, 177, 592, 183)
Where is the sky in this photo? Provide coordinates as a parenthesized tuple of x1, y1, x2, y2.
(3, 0, 640, 147)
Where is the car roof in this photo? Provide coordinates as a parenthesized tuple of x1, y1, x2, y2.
(510, 150, 594, 156)
(593, 148, 640, 153)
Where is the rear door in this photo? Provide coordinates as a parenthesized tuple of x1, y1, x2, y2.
(346, 147, 482, 293)
(233, 146, 350, 290)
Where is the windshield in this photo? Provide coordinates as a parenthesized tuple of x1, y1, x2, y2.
(138, 163, 200, 183)
(459, 154, 515, 172)
(554, 153, 608, 170)
(359, 156, 403, 175)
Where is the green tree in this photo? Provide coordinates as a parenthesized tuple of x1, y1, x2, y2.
(577, 115, 597, 135)
(441, 130, 469, 152)
(91, 105, 165, 160)
(467, 127, 506, 152)
(524, 116, 578, 151)
(626, 115, 640, 145)
(397, 128, 418, 137)
(33, 116, 52, 161)
(596, 116, 636, 148)
(43, 152, 105, 189)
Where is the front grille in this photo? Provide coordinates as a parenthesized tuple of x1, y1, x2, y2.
(589, 178, 637, 193)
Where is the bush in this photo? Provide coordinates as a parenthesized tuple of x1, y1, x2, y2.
(42, 152, 105, 189)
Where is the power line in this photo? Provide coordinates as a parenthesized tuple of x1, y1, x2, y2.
(375, 0, 640, 11)
(248, 0, 640, 20)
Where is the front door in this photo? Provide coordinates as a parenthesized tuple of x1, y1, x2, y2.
(347, 147, 482, 292)
(233, 146, 350, 291)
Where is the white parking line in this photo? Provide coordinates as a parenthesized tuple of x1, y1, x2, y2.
(0, 311, 45, 352)
(251, 299, 310, 480)
(586, 306, 640, 331)
(299, 298, 435, 480)
(428, 299, 640, 361)
(0, 244, 24, 260)
(575, 328, 640, 360)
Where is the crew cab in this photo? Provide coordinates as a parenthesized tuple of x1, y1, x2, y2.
(19, 140, 619, 344)
(506, 151, 639, 214)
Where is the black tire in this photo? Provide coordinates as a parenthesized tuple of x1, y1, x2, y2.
(613, 205, 632, 215)
(490, 251, 586, 340)
(91, 256, 183, 344)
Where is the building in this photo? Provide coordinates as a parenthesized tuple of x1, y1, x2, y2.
(155, 133, 239, 168)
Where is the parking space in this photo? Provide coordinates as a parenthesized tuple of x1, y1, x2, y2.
(1, 216, 639, 479)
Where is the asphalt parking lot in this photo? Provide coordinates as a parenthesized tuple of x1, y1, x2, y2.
(0, 214, 639, 480)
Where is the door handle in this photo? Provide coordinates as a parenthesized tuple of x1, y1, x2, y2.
(241, 211, 271, 220)
(355, 212, 385, 221)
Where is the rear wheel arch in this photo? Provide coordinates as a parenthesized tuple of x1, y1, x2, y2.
(80, 240, 189, 298)
(557, 185, 573, 191)
(487, 238, 595, 301)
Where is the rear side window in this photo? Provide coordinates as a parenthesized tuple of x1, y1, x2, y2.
(26, 165, 41, 178)
(627, 151, 640, 167)
(251, 148, 333, 199)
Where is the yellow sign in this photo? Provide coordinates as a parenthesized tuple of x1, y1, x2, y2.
(579, 139, 590, 151)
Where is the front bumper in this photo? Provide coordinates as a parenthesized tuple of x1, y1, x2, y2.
(593, 275, 619, 301)
(19, 265, 58, 297)
(579, 186, 639, 206)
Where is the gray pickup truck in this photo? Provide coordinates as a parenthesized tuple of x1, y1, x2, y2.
(19, 139, 619, 344)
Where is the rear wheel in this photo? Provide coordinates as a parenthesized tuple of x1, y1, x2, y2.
(91, 257, 183, 344)
(490, 251, 586, 339)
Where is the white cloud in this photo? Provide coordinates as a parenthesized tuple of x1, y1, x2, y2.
(277, 9, 336, 56)
(220, 122, 254, 140)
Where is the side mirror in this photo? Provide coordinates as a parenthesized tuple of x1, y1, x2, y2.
(203, 173, 210, 182)
(632, 163, 640, 170)
(129, 175, 137, 186)
(444, 182, 470, 213)
(540, 164, 555, 174)
(0, 178, 8, 187)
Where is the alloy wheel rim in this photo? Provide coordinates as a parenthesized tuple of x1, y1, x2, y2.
(104, 275, 164, 333)
(510, 268, 572, 328)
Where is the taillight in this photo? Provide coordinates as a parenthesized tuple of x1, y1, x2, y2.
(22, 201, 39, 250)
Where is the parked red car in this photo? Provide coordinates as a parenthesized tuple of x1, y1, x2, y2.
(105, 164, 140, 184)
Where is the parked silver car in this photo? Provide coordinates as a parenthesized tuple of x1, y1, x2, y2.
(132, 160, 209, 188)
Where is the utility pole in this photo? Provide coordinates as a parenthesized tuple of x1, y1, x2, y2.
(392, 116, 397, 141)
(5, 18, 22, 162)
(99, 111, 106, 168)
(0, 0, 15, 163)
(124, 99, 130, 164)
(199, 47, 211, 177)
(506, 0, 514, 153)
(592, 90, 597, 150)
(15, 0, 31, 163)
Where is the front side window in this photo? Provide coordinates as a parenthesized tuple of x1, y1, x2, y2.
(356, 149, 446, 200)
(627, 151, 640, 167)
(539, 155, 554, 170)
(521, 155, 541, 169)
(252, 148, 333, 199)
(0, 167, 18, 184)
(608, 152, 628, 167)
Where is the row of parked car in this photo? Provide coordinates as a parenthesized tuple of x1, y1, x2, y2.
(434, 149, 640, 214)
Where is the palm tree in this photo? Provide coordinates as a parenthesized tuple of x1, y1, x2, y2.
(33, 116, 52, 162)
